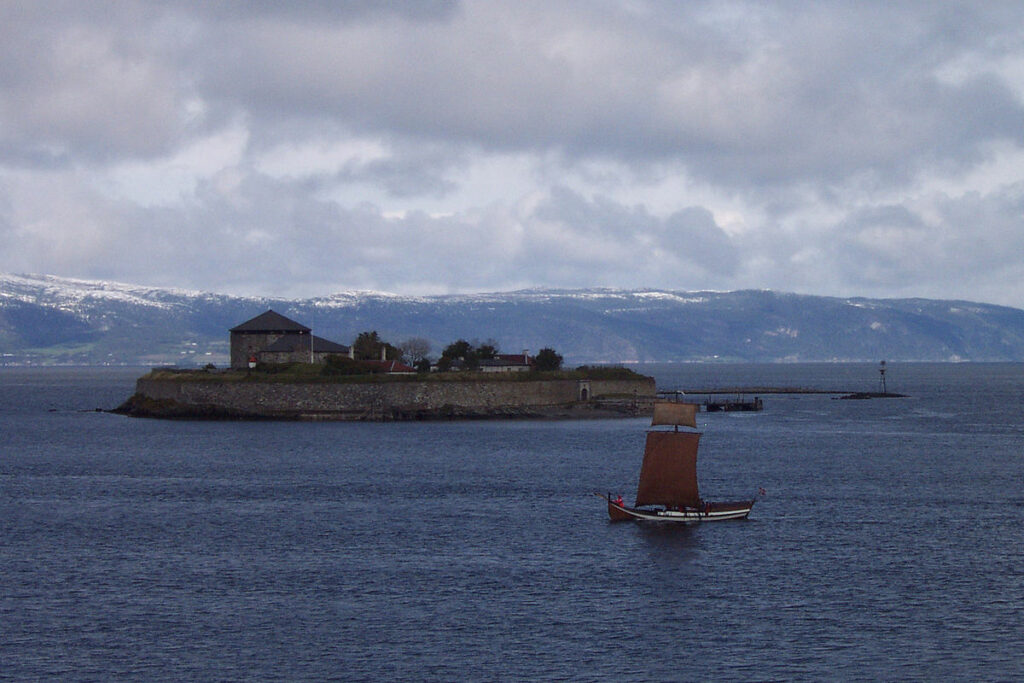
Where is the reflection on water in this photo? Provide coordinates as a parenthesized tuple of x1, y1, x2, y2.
(636, 523, 703, 564)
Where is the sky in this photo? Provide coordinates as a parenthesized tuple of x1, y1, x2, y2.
(2, 1, 1024, 307)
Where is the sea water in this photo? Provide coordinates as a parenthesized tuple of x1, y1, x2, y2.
(1, 364, 1022, 680)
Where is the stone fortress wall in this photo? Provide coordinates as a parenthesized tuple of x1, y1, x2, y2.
(131, 375, 656, 420)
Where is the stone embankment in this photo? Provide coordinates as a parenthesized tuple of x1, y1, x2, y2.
(116, 374, 657, 421)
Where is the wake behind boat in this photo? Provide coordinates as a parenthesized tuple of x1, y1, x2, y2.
(600, 401, 757, 523)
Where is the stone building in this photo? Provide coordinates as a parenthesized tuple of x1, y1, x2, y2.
(259, 334, 351, 365)
(229, 309, 350, 368)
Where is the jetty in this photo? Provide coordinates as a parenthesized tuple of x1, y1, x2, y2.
(658, 385, 907, 410)
(703, 396, 763, 412)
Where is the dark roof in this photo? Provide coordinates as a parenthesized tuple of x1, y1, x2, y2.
(264, 334, 349, 354)
(230, 309, 310, 333)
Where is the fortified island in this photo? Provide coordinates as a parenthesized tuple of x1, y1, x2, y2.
(116, 310, 656, 420)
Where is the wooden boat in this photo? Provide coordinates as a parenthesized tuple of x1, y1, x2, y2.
(600, 401, 756, 523)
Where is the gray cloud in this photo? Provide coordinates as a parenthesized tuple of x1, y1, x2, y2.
(2, 1, 1024, 307)
(159, 0, 458, 24)
(181, 2, 1024, 187)
(663, 207, 739, 276)
(831, 205, 933, 288)
(0, 5, 189, 164)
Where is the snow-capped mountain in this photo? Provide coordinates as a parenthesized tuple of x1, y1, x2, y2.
(4, 273, 1024, 365)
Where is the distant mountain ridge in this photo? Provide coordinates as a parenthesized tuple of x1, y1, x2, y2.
(3, 273, 1024, 365)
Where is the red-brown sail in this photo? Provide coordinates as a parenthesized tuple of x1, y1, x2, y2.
(634, 430, 701, 508)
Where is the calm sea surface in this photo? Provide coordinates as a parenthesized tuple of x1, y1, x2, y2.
(2, 364, 1022, 680)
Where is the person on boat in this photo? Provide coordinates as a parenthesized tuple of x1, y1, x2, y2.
(613, 494, 624, 507)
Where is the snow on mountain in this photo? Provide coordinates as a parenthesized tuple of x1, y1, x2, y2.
(0, 273, 206, 310)
(4, 272, 1024, 365)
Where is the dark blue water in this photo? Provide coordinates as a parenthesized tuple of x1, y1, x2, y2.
(2, 364, 1023, 680)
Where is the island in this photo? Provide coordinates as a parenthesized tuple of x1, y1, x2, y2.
(115, 309, 656, 421)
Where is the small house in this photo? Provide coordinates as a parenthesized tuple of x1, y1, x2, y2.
(479, 352, 532, 373)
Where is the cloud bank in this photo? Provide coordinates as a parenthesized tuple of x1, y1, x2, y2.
(2, 1, 1024, 306)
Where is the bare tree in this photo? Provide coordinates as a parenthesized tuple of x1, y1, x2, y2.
(399, 337, 432, 364)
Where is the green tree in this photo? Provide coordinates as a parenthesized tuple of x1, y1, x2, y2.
(352, 331, 382, 360)
(352, 331, 400, 361)
(533, 347, 563, 371)
(476, 339, 499, 360)
(440, 338, 479, 370)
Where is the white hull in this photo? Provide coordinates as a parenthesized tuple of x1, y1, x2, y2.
(606, 496, 754, 523)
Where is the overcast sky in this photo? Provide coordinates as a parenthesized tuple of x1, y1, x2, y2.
(2, 1, 1024, 306)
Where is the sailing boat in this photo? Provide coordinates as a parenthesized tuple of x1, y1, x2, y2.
(601, 401, 756, 522)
